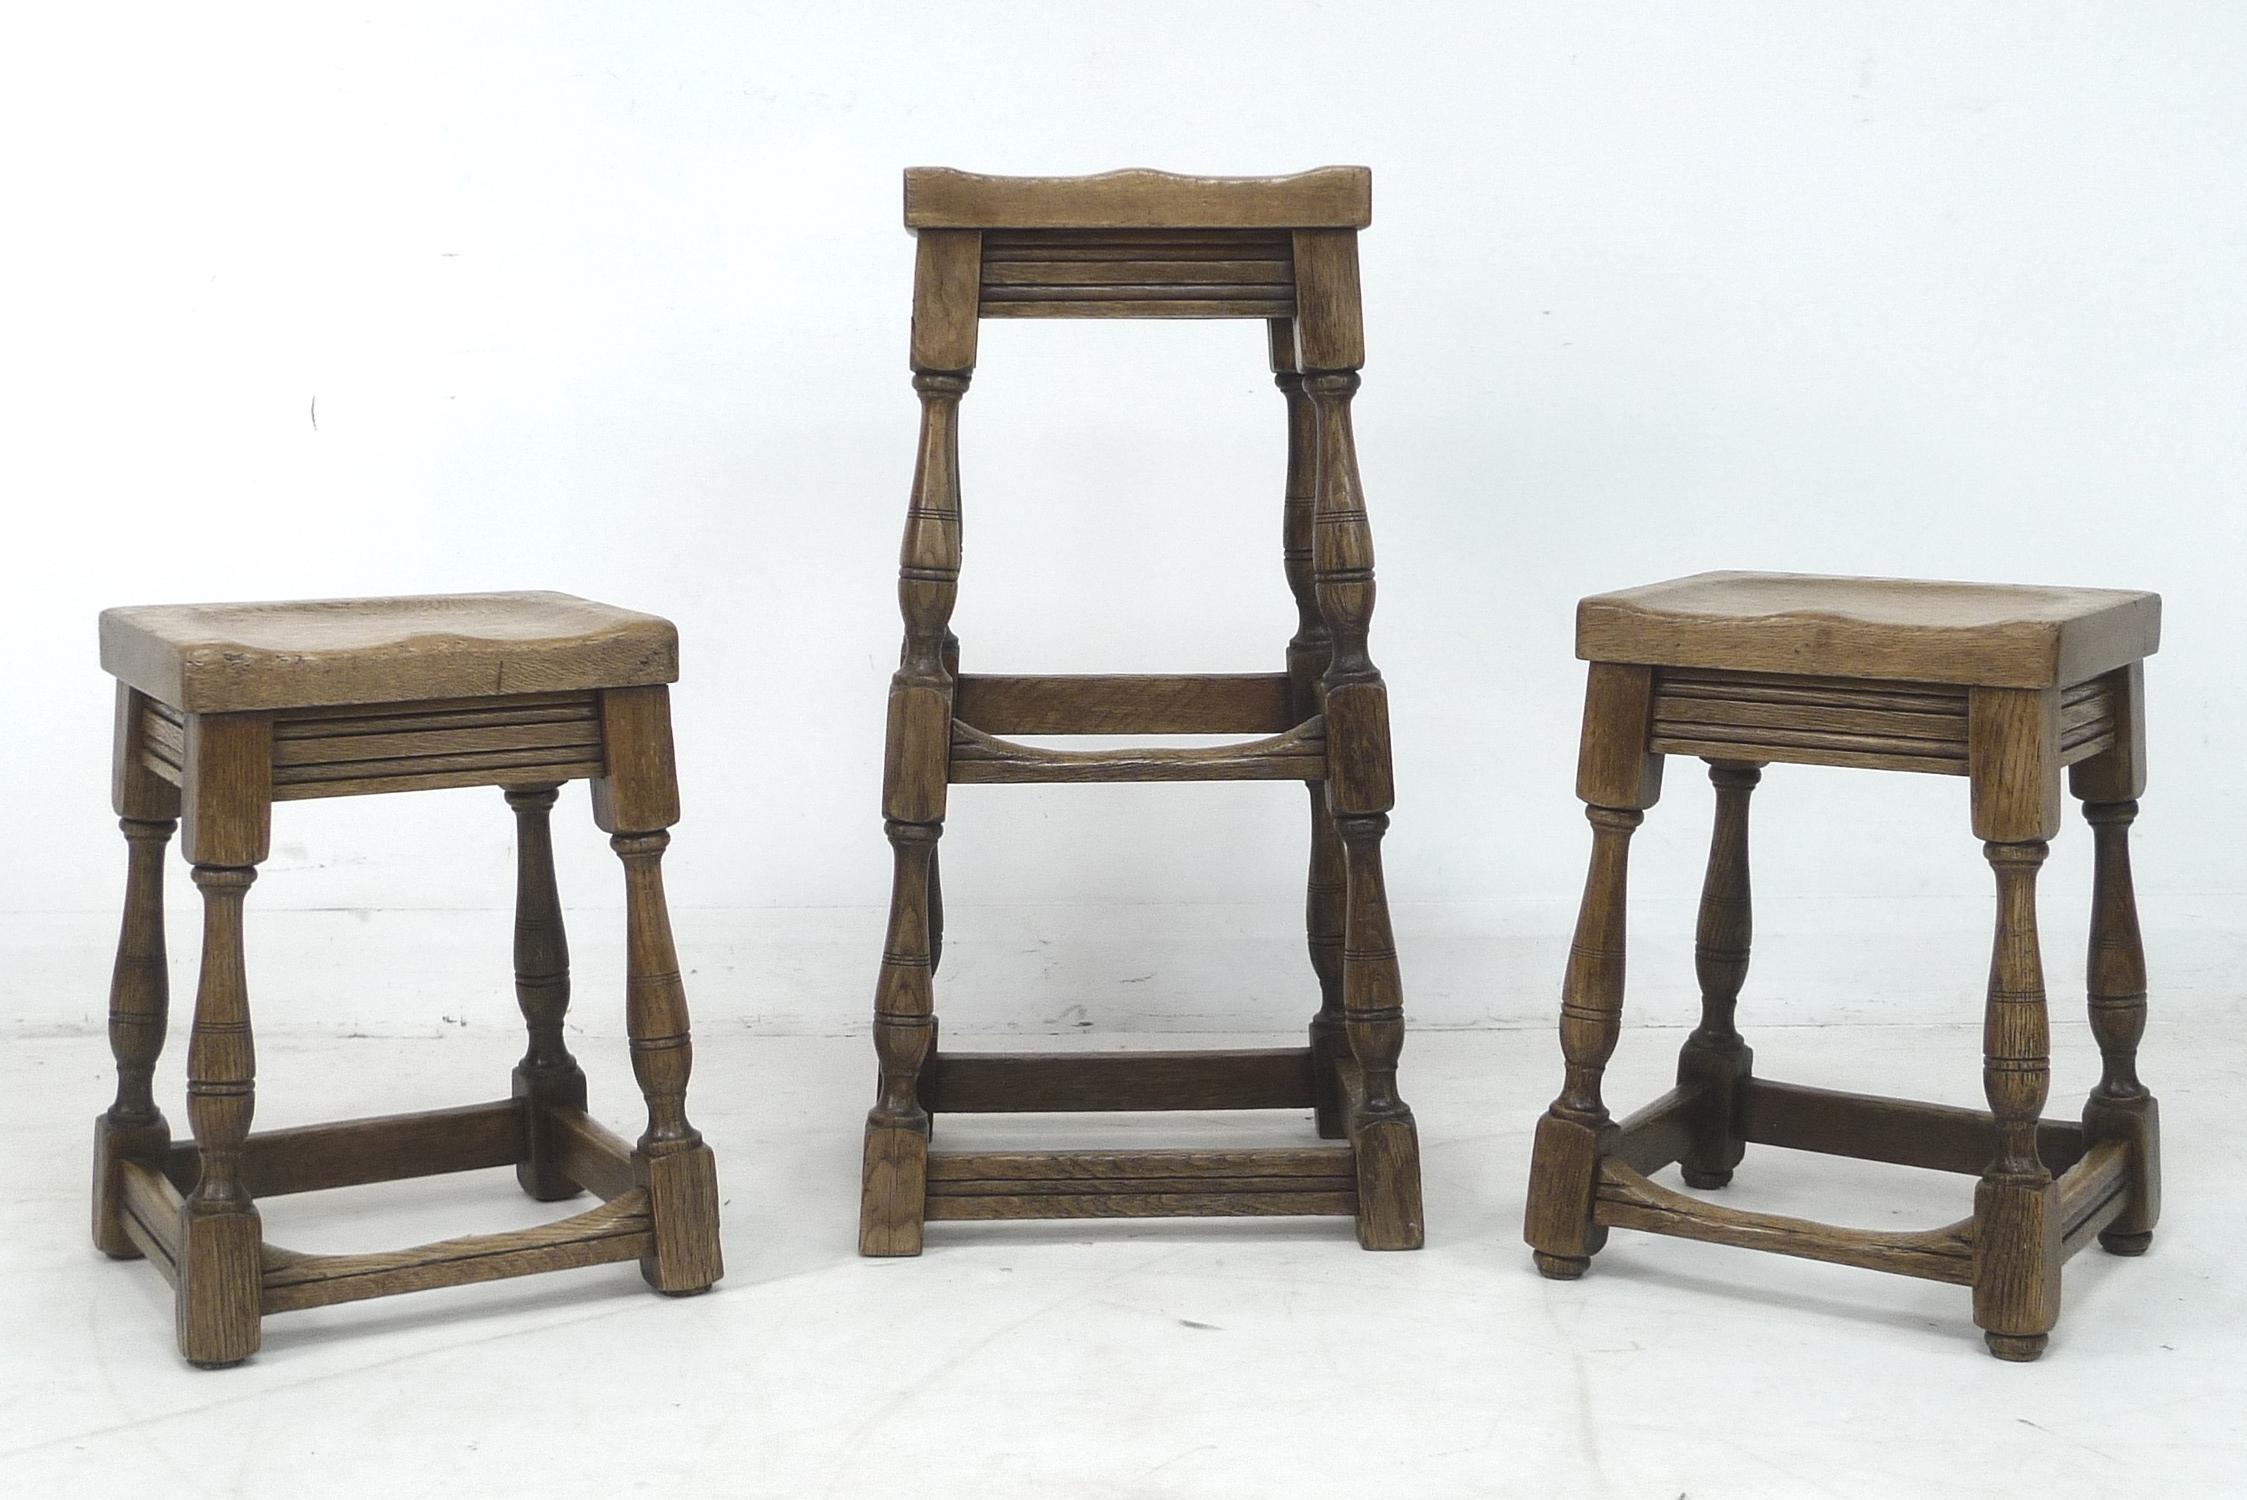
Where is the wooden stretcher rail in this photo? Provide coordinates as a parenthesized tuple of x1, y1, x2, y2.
(948, 717, 1324, 784)
(925, 1145, 1359, 1221)
(1739, 1079, 2087, 1178)
(552, 1106, 640, 1202)
(119, 1159, 185, 1285)
(922, 1048, 1318, 1114)
(951, 673, 1298, 736)
(259, 1191, 653, 1313)
(164, 1100, 528, 1199)
(1613, 1085, 1705, 1176)
(1595, 1161, 1977, 1284)
(2057, 1141, 2133, 1260)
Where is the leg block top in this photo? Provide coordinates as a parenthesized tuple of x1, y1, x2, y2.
(100, 592, 676, 712)
(904, 166, 1371, 230)
(1577, 572, 2158, 689)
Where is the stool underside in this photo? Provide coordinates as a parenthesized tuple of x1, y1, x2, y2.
(112, 1098, 648, 1316)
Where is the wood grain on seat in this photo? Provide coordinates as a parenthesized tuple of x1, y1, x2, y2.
(1576, 571, 2160, 688)
(99, 591, 677, 711)
(903, 166, 1372, 230)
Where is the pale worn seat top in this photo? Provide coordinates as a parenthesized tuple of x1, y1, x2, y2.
(1576, 571, 2160, 689)
(100, 591, 678, 713)
(903, 166, 1371, 230)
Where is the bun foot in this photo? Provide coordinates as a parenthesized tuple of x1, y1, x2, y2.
(1533, 1251, 1590, 1281)
(1983, 1332, 2048, 1362)
(1680, 1166, 1733, 1190)
(2099, 1228, 2153, 1257)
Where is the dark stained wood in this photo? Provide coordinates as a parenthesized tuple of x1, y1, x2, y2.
(260, 1192, 653, 1313)
(2079, 791, 2159, 1255)
(93, 803, 176, 1259)
(1676, 761, 1760, 1190)
(922, 1048, 1316, 1114)
(1738, 1079, 2087, 1178)
(162, 1101, 526, 1199)
(951, 673, 1296, 735)
(947, 717, 1325, 784)
(551, 1106, 639, 1204)
(95, 592, 722, 1364)
(866, 166, 1420, 1254)
(1596, 1162, 1976, 1284)
(1613, 1085, 1704, 1177)
(1527, 569, 2160, 1360)
(506, 784, 587, 1201)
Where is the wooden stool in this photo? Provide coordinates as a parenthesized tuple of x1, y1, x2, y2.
(860, 167, 1424, 1253)
(92, 592, 723, 1366)
(1524, 571, 2161, 1360)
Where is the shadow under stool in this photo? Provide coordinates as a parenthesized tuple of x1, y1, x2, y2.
(92, 592, 722, 1366)
(860, 166, 1424, 1254)
(1524, 571, 2162, 1361)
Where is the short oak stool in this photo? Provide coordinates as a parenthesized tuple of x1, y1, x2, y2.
(861, 166, 1423, 1253)
(1524, 571, 2161, 1361)
(93, 592, 722, 1366)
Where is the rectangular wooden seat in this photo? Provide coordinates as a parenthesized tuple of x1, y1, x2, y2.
(100, 591, 677, 712)
(1576, 570, 2160, 688)
(903, 166, 1372, 230)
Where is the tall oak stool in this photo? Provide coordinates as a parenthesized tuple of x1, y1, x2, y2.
(92, 592, 722, 1366)
(1524, 571, 2161, 1361)
(861, 167, 1423, 1253)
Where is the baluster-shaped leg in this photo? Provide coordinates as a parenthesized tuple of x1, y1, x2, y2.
(1966, 685, 2062, 1360)
(1975, 839, 2060, 1360)
(865, 821, 939, 1254)
(94, 812, 176, 1257)
(865, 253, 973, 1253)
(1527, 663, 1663, 1279)
(96, 687, 182, 1257)
(1676, 760, 1761, 1189)
(1527, 806, 1642, 1278)
(2080, 799, 2157, 1255)
(2069, 662, 2157, 1256)
(1295, 243, 1422, 1247)
(1272, 324, 1347, 1138)
(594, 686, 722, 1295)
(505, 784, 586, 1201)
(174, 711, 271, 1367)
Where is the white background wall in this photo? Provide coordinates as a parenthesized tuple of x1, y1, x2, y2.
(5, 3, 2241, 1041)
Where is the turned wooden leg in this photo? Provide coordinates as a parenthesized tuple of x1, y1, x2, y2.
(1297, 345, 1421, 1249)
(2081, 798, 2158, 1255)
(1974, 838, 2062, 1361)
(1527, 805, 1641, 1279)
(1335, 812, 1423, 1249)
(506, 785, 586, 1202)
(1271, 330, 1348, 1139)
(862, 819, 939, 1255)
(594, 685, 721, 1296)
(178, 863, 263, 1367)
(171, 710, 271, 1367)
(1304, 793, 1348, 1139)
(93, 813, 176, 1258)
(611, 827, 722, 1294)
(1676, 761, 1760, 1190)
(865, 328, 967, 1253)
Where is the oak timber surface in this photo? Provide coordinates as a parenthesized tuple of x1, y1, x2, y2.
(1575, 571, 2160, 688)
(904, 167, 1372, 229)
(99, 592, 678, 711)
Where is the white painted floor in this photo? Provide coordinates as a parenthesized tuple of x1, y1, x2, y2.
(5, 1021, 2243, 1498)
